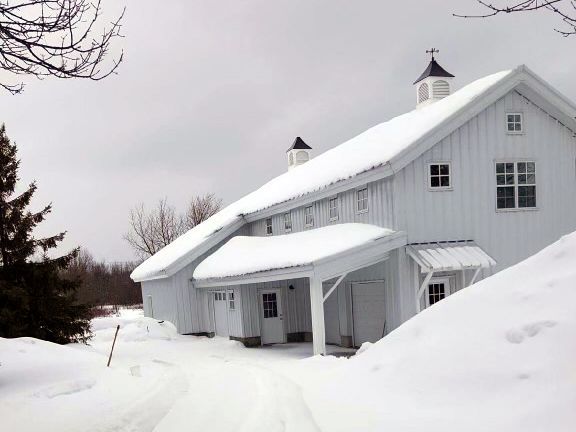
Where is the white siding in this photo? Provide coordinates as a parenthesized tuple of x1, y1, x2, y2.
(247, 177, 396, 236)
(394, 90, 576, 273)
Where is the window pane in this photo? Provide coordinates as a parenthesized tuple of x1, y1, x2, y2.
(515, 123, 521, 131)
(514, 114, 521, 122)
(431, 176, 440, 187)
(518, 186, 536, 208)
(518, 174, 527, 184)
(527, 162, 535, 173)
(440, 176, 450, 187)
(517, 162, 526, 172)
(440, 164, 449, 175)
(505, 174, 514, 185)
(507, 114, 514, 123)
(496, 163, 504, 174)
(526, 174, 535, 184)
(505, 163, 514, 173)
(430, 164, 439, 175)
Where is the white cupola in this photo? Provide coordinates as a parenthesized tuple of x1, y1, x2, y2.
(286, 137, 312, 171)
(414, 48, 455, 108)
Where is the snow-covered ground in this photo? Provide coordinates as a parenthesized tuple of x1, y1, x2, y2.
(2, 232, 576, 431)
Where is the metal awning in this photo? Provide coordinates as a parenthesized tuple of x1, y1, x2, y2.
(406, 241, 496, 273)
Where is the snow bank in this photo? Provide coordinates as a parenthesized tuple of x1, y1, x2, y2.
(131, 69, 513, 282)
(91, 313, 177, 342)
(307, 232, 576, 432)
(0, 334, 186, 432)
(194, 223, 394, 279)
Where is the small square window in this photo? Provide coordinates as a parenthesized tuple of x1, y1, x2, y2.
(329, 197, 339, 221)
(305, 206, 314, 227)
(428, 163, 451, 190)
(357, 187, 368, 213)
(506, 113, 523, 133)
(265, 218, 273, 235)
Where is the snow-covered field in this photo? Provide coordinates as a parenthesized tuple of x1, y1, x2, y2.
(2, 232, 576, 431)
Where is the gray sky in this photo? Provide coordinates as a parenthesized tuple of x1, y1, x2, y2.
(2, 0, 575, 262)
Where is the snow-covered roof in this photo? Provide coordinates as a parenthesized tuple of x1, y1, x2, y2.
(406, 241, 496, 272)
(131, 65, 576, 282)
(193, 224, 395, 281)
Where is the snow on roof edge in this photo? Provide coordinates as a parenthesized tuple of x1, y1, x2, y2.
(131, 67, 520, 282)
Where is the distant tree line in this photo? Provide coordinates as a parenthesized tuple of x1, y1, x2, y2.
(65, 249, 142, 311)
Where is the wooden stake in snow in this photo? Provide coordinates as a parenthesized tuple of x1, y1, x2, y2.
(107, 325, 120, 367)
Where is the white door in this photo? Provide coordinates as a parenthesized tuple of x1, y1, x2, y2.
(213, 291, 229, 337)
(352, 281, 386, 347)
(260, 289, 284, 345)
(323, 282, 341, 345)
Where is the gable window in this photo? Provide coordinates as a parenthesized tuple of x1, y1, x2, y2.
(506, 113, 523, 133)
(228, 291, 235, 310)
(356, 187, 368, 213)
(329, 197, 339, 221)
(426, 278, 451, 307)
(305, 206, 314, 227)
(496, 161, 536, 209)
(265, 218, 273, 235)
(284, 212, 292, 232)
(428, 163, 451, 189)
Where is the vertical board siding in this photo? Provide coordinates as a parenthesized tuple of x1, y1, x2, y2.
(395, 90, 576, 274)
(246, 176, 397, 237)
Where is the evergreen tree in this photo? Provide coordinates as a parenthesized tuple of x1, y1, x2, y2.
(0, 124, 91, 343)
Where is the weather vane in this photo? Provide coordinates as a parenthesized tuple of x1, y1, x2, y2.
(426, 48, 439, 60)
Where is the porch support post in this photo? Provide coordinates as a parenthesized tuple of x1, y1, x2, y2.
(469, 268, 481, 286)
(416, 271, 434, 314)
(309, 276, 326, 356)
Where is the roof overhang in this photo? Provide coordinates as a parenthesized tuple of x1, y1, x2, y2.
(193, 229, 407, 288)
(406, 241, 496, 273)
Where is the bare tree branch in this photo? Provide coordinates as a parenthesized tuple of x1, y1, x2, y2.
(124, 195, 223, 260)
(454, 0, 576, 37)
(0, 0, 124, 94)
(185, 193, 222, 229)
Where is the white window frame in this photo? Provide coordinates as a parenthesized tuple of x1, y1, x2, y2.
(506, 112, 524, 134)
(265, 217, 273, 236)
(304, 205, 314, 227)
(495, 160, 537, 211)
(328, 196, 339, 221)
(426, 277, 452, 308)
(427, 162, 452, 191)
(228, 290, 235, 311)
(356, 186, 369, 214)
(284, 212, 292, 233)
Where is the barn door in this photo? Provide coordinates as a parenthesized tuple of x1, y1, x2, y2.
(260, 289, 285, 345)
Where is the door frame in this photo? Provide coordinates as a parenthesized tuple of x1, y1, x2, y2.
(350, 279, 386, 348)
(257, 287, 286, 345)
(210, 290, 230, 336)
(322, 280, 341, 345)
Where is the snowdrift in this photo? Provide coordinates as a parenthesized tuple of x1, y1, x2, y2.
(308, 232, 576, 432)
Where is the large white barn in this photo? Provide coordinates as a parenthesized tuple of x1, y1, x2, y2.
(131, 57, 576, 355)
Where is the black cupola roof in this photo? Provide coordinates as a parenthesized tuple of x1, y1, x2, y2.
(413, 59, 455, 85)
(286, 136, 312, 152)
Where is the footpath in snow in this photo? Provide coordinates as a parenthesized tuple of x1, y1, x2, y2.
(2, 232, 576, 431)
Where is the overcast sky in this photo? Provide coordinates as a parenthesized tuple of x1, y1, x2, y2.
(1, 0, 575, 262)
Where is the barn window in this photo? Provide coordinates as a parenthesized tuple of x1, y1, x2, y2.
(329, 196, 339, 221)
(432, 80, 450, 99)
(506, 113, 523, 133)
(426, 278, 451, 307)
(228, 291, 235, 310)
(305, 206, 314, 227)
(356, 187, 368, 213)
(265, 218, 273, 235)
(428, 163, 451, 190)
(418, 83, 429, 103)
(496, 161, 536, 209)
(284, 212, 292, 232)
